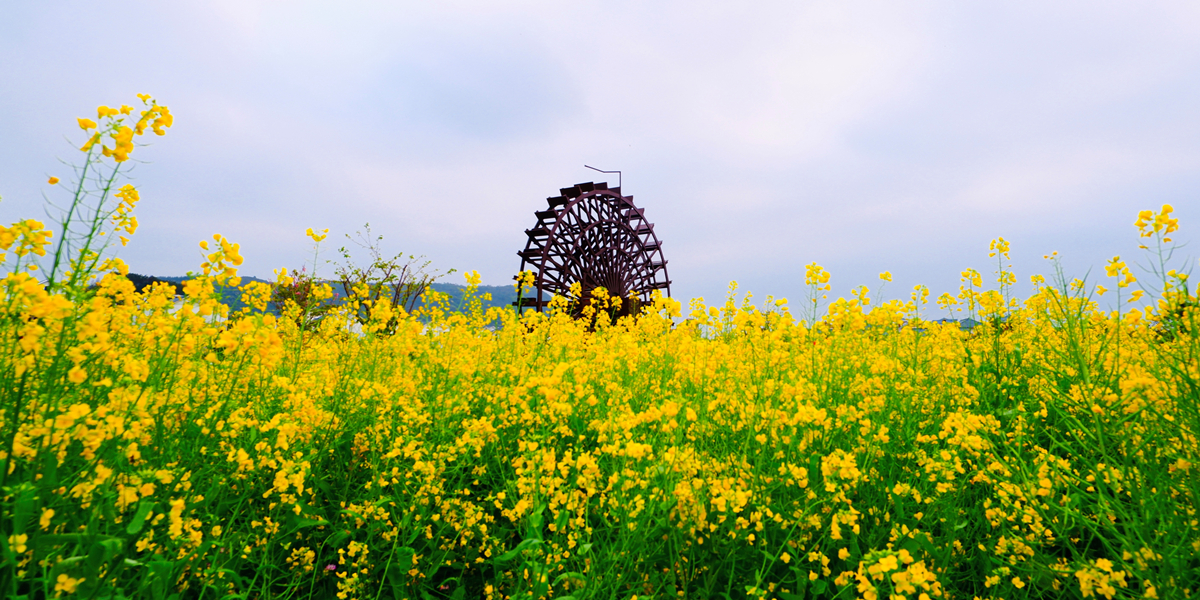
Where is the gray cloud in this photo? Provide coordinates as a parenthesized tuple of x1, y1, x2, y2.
(1, 1, 1196, 312)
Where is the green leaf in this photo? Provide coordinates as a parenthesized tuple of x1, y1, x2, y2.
(809, 579, 828, 595)
(283, 517, 330, 538)
(531, 563, 551, 598)
(527, 503, 547, 540)
(404, 521, 422, 546)
(551, 572, 586, 586)
(312, 473, 335, 504)
(384, 548, 411, 599)
(13, 484, 37, 535)
(788, 566, 810, 599)
(495, 538, 542, 564)
(51, 555, 86, 570)
(99, 538, 125, 561)
(41, 452, 60, 488)
(143, 560, 175, 599)
(423, 549, 454, 579)
(210, 568, 247, 588)
(33, 533, 85, 549)
(86, 541, 108, 581)
(126, 500, 155, 535)
(325, 529, 352, 549)
(913, 531, 939, 559)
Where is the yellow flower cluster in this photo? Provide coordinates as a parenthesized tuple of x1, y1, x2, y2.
(111, 184, 140, 246)
(1105, 256, 1136, 288)
(988, 236, 1011, 259)
(1075, 558, 1129, 599)
(6, 238, 1192, 598)
(305, 227, 329, 243)
(78, 96, 172, 160)
(1136, 204, 1177, 241)
(805, 262, 831, 286)
(198, 233, 245, 286)
(2, 103, 1196, 598)
(851, 549, 943, 600)
(0, 219, 53, 266)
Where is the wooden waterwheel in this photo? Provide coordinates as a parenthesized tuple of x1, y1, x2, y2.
(514, 181, 671, 317)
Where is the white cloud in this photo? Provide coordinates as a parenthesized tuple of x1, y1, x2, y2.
(0, 0, 1197, 304)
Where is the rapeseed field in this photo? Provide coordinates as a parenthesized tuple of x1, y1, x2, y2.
(1, 97, 1196, 600)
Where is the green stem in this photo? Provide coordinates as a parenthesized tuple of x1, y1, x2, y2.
(46, 147, 98, 288)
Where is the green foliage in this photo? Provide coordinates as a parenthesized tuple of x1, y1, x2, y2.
(332, 224, 453, 333)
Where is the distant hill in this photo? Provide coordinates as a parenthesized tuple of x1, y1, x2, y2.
(421, 283, 519, 313)
(144, 276, 523, 315)
(125, 273, 185, 296)
(155, 275, 271, 312)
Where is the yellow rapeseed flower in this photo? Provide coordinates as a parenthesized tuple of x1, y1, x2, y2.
(79, 133, 100, 152)
(67, 366, 87, 384)
(54, 573, 84, 595)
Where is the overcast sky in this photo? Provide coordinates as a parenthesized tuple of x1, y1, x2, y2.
(2, 1, 1197, 312)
